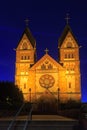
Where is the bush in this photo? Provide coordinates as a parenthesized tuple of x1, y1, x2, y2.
(60, 100, 81, 110)
(0, 81, 23, 108)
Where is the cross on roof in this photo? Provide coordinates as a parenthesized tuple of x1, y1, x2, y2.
(65, 13, 70, 24)
(25, 18, 29, 26)
(44, 48, 49, 54)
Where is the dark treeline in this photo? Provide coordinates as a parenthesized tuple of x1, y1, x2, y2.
(0, 81, 23, 105)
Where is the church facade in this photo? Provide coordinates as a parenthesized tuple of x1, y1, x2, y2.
(15, 24, 81, 103)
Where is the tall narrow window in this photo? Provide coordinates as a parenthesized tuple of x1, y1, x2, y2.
(24, 83, 26, 89)
(69, 82, 71, 88)
(65, 54, 67, 58)
(27, 56, 30, 59)
(72, 54, 74, 58)
(41, 64, 46, 69)
(48, 64, 53, 69)
(22, 42, 28, 50)
(68, 54, 70, 58)
(21, 56, 23, 60)
(25, 56, 26, 60)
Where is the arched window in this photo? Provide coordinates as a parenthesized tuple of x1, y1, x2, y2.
(69, 82, 71, 88)
(41, 64, 46, 69)
(65, 54, 67, 58)
(22, 42, 28, 50)
(24, 83, 26, 89)
(72, 54, 74, 58)
(24, 56, 26, 60)
(21, 56, 23, 60)
(67, 42, 72, 48)
(68, 54, 70, 58)
(48, 64, 53, 69)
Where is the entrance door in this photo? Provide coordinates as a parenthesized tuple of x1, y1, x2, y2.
(37, 90, 57, 114)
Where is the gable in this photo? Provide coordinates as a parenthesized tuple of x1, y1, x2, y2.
(61, 32, 79, 48)
(30, 54, 64, 70)
(16, 27, 36, 50)
(16, 34, 33, 50)
(58, 25, 79, 48)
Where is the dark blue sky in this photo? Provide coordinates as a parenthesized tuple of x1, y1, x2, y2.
(0, 0, 87, 102)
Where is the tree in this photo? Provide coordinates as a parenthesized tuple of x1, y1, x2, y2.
(0, 82, 23, 105)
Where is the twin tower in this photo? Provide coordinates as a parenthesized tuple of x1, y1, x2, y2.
(15, 24, 81, 103)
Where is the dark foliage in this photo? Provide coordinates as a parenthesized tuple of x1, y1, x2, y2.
(60, 100, 81, 110)
(58, 100, 82, 119)
(0, 81, 23, 106)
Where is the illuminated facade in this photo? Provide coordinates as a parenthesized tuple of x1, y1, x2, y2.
(15, 24, 81, 103)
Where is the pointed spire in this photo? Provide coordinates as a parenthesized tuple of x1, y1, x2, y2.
(58, 24, 79, 48)
(16, 19, 36, 49)
(23, 27, 36, 48)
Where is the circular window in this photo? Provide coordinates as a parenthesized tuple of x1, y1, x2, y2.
(39, 74, 55, 89)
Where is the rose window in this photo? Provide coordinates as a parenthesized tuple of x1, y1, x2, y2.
(39, 74, 55, 89)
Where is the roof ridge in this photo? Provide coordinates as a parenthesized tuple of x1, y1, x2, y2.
(16, 26, 36, 49)
(23, 27, 36, 47)
(30, 53, 64, 70)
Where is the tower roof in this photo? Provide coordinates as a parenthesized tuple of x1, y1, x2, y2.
(16, 26, 36, 48)
(23, 27, 36, 47)
(58, 24, 78, 47)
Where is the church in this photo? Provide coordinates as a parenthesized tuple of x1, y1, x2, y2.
(15, 22, 81, 103)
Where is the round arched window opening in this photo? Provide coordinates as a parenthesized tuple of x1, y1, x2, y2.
(22, 42, 28, 50)
(67, 42, 72, 48)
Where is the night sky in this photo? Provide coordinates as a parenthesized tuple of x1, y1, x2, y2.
(0, 0, 87, 102)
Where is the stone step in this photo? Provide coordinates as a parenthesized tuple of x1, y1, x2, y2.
(0, 120, 78, 130)
(0, 115, 79, 130)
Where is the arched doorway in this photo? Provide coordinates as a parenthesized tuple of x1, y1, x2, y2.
(37, 90, 57, 114)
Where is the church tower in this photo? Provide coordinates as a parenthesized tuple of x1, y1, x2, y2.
(15, 26, 36, 100)
(58, 24, 81, 101)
